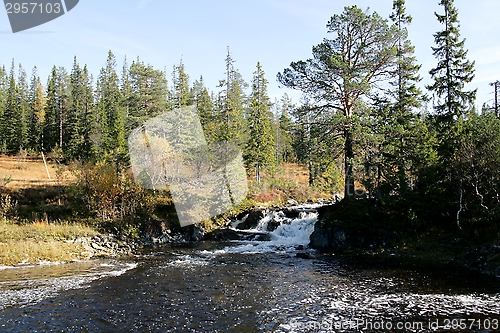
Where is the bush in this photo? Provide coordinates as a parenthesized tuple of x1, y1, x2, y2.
(73, 162, 155, 235)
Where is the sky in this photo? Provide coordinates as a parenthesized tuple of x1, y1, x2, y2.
(1, 0, 499, 109)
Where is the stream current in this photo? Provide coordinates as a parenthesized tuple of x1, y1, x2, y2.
(0, 205, 499, 332)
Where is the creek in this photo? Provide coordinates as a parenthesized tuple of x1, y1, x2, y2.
(0, 204, 499, 332)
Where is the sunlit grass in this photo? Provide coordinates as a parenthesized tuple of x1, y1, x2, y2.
(0, 219, 98, 266)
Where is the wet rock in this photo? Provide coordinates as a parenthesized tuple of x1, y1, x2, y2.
(205, 229, 247, 241)
(236, 208, 267, 230)
(266, 218, 282, 232)
(183, 225, 205, 242)
(253, 233, 273, 241)
(282, 207, 301, 219)
(309, 206, 398, 254)
(309, 223, 347, 253)
(296, 252, 314, 259)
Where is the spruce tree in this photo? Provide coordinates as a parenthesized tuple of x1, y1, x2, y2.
(275, 94, 294, 164)
(28, 67, 46, 152)
(67, 58, 95, 160)
(4, 60, 22, 154)
(427, 0, 476, 153)
(216, 47, 247, 149)
(192, 76, 215, 143)
(245, 62, 276, 183)
(17, 64, 29, 151)
(171, 59, 191, 108)
(80, 66, 96, 159)
(96, 50, 125, 155)
(426, 0, 476, 227)
(56, 67, 69, 150)
(377, 0, 426, 196)
(127, 59, 169, 132)
(43, 67, 58, 151)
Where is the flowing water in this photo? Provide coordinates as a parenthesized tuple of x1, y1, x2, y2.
(0, 206, 499, 332)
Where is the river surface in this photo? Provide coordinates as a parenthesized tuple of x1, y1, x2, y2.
(0, 207, 499, 332)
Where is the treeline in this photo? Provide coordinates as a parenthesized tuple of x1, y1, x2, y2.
(0, 49, 308, 185)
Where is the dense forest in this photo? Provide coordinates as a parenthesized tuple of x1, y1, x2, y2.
(0, 0, 499, 233)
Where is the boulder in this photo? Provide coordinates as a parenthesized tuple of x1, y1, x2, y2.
(236, 208, 267, 230)
(183, 225, 205, 242)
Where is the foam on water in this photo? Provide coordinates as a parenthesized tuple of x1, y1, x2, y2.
(0, 261, 137, 310)
(162, 254, 210, 269)
(217, 205, 319, 254)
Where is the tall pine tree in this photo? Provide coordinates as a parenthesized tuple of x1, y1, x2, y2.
(427, 0, 476, 149)
(376, 0, 427, 196)
(245, 62, 276, 183)
(426, 0, 476, 228)
(28, 67, 46, 152)
(278, 7, 401, 198)
(4, 60, 22, 154)
(215, 47, 247, 149)
(96, 50, 126, 155)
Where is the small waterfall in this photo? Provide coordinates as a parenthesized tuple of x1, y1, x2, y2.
(222, 204, 321, 254)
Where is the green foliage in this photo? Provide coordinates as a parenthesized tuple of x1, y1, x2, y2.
(74, 162, 154, 235)
(278, 6, 401, 198)
(171, 59, 192, 108)
(126, 58, 169, 133)
(427, 0, 476, 122)
(192, 76, 216, 143)
(214, 47, 247, 148)
(4, 61, 22, 154)
(244, 62, 276, 183)
(95, 50, 126, 155)
(274, 94, 295, 164)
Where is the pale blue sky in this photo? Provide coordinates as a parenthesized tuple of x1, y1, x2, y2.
(1, 0, 499, 108)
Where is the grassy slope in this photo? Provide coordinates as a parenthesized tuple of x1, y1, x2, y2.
(0, 156, 94, 265)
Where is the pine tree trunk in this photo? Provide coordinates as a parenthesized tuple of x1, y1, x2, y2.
(256, 163, 260, 184)
(344, 128, 354, 199)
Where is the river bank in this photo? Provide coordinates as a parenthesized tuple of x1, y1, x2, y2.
(2, 198, 499, 279)
(308, 201, 500, 278)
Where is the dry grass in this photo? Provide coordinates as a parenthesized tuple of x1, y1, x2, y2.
(281, 162, 310, 186)
(0, 240, 88, 266)
(0, 156, 75, 189)
(0, 219, 97, 266)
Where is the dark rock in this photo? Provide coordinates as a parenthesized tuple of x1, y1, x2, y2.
(282, 207, 301, 219)
(309, 206, 398, 254)
(205, 229, 248, 241)
(236, 208, 267, 230)
(253, 233, 273, 241)
(183, 225, 205, 242)
(296, 245, 304, 251)
(296, 252, 314, 259)
(266, 218, 282, 232)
